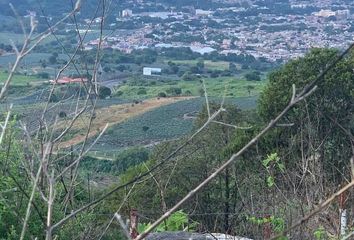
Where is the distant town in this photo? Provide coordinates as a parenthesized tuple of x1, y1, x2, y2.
(76, 0, 354, 63)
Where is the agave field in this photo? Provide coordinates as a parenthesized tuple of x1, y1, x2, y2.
(0, 91, 257, 160)
(88, 96, 257, 156)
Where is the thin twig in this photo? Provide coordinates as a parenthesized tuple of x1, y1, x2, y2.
(20, 142, 52, 240)
(202, 79, 210, 118)
(98, 182, 137, 240)
(114, 213, 132, 240)
(0, 104, 13, 145)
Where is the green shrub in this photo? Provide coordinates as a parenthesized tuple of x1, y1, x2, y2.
(115, 90, 124, 96)
(185, 90, 192, 95)
(137, 88, 147, 95)
(37, 72, 50, 79)
(157, 92, 167, 98)
(113, 147, 149, 173)
(98, 86, 112, 99)
(166, 87, 182, 96)
(244, 71, 261, 81)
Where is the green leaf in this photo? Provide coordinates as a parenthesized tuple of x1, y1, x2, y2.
(277, 163, 285, 172)
(267, 176, 275, 187)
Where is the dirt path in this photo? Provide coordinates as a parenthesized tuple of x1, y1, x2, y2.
(57, 96, 194, 149)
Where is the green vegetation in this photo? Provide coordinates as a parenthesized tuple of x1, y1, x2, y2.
(0, 32, 66, 45)
(139, 210, 198, 233)
(115, 77, 265, 99)
(103, 49, 354, 238)
(1, 0, 352, 238)
(0, 14, 352, 238)
(0, 32, 25, 45)
(0, 71, 42, 86)
(112, 147, 150, 173)
(168, 60, 232, 71)
(89, 97, 257, 154)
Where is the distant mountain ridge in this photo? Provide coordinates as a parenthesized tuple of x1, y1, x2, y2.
(0, 0, 219, 17)
(0, 0, 99, 17)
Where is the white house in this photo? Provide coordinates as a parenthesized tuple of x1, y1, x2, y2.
(122, 9, 133, 18)
(143, 67, 162, 76)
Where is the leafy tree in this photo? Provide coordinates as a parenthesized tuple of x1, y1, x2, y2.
(184, 90, 192, 95)
(112, 147, 149, 173)
(190, 66, 202, 74)
(48, 53, 58, 64)
(58, 111, 67, 118)
(182, 72, 197, 81)
(116, 65, 126, 72)
(244, 71, 261, 81)
(221, 70, 232, 76)
(246, 85, 255, 95)
(196, 59, 205, 69)
(157, 92, 167, 98)
(166, 87, 182, 96)
(37, 72, 50, 79)
(229, 62, 237, 73)
(258, 48, 354, 193)
(98, 86, 112, 99)
(103, 66, 111, 72)
(137, 88, 147, 95)
(169, 64, 179, 74)
(40, 59, 47, 69)
(115, 90, 124, 96)
(210, 70, 220, 78)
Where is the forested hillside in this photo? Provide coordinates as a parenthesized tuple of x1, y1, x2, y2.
(1, 48, 353, 239)
(101, 48, 354, 239)
(0, 0, 353, 239)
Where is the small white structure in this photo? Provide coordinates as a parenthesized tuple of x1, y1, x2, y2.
(196, 9, 213, 17)
(314, 9, 336, 18)
(143, 67, 162, 76)
(336, 10, 350, 20)
(122, 9, 133, 18)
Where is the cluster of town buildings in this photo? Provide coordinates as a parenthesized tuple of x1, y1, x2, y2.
(83, 0, 354, 62)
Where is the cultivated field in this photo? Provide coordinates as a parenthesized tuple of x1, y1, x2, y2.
(57, 96, 195, 149)
(0, 71, 44, 86)
(88, 96, 257, 157)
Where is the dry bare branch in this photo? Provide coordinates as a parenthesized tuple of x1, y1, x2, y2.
(114, 213, 132, 240)
(0, 104, 13, 145)
(20, 141, 52, 240)
(98, 182, 137, 240)
(270, 179, 354, 240)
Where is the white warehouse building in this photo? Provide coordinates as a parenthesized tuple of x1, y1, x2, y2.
(143, 67, 162, 76)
